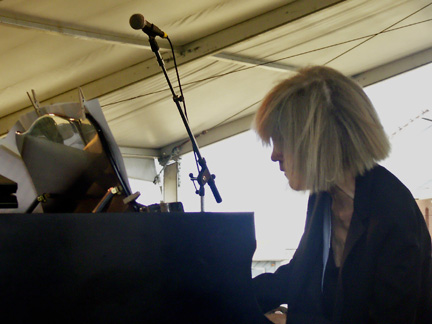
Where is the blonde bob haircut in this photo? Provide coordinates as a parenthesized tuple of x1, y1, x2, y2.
(254, 66, 390, 193)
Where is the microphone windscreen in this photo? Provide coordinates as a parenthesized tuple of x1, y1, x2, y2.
(129, 14, 145, 30)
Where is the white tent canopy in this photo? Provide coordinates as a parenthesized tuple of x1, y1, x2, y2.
(1, 0, 432, 154)
(1, 0, 432, 197)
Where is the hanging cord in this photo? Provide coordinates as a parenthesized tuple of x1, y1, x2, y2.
(150, 36, 188, 184)
(163, 37, 208, 192)
(324, 2, 432, 65)
(167, 37, 188, 120)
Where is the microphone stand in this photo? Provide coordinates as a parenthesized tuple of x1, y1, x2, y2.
(148, 36, 222, 210)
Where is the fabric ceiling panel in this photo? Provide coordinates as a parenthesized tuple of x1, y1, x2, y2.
(0, 0, 431, 155)
(223, 0, 432, 76)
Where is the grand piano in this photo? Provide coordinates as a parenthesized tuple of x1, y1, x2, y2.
(0, 101, 271, 323)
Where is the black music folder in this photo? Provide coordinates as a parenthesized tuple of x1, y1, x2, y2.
(0, 174, 18, 209)
(0, 212, 270, 323)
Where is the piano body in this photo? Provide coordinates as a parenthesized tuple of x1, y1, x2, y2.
(0, 212, 270, 323)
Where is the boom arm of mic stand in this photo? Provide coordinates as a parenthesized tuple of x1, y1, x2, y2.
(148, 37, 222, 204)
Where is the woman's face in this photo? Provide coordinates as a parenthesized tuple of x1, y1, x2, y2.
(271, 137, 305, 191)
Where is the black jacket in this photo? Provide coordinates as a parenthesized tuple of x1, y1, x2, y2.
(253, 165, 432, 323)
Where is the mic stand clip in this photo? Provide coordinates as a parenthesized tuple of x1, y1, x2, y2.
(189, 159, 217, 212)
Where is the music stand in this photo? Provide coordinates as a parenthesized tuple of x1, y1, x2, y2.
(16, 113, 137, 213)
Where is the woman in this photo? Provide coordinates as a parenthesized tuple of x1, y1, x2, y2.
(252, 66, 432, 324)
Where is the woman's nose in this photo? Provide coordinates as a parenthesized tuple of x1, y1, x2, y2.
(271, 146, 283, 162)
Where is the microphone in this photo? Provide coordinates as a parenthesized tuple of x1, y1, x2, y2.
(129, 14, 168, 38)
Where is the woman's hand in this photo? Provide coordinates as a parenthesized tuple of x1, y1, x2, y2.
(265, 312, 286, 324)
(265, 306, 287, 324)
